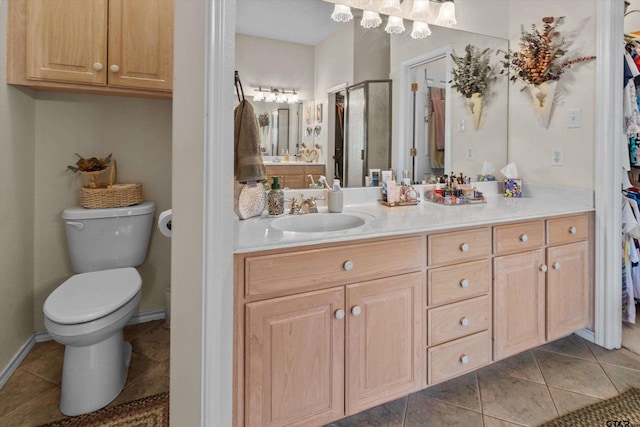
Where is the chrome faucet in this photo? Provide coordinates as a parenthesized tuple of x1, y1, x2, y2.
(288, 194, 323, 214)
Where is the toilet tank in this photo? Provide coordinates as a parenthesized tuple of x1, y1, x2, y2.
(63, 201, 156, 273)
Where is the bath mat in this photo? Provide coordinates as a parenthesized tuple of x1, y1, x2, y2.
(38, 392, 169, 427)
(539, 387, 640, 426)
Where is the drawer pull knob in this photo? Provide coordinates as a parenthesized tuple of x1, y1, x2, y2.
(460, 243, 470, 252)
(110, 64, 120, 73)
(351, 306, 362, 317)
(93, 62, 103, 71)
(553, 262, 561, 270)
(540, 264, 548, 273)
(520, 234, 529, 242)
(343, 260, 354, 271)
(460, 355, 470, 365)
(460, 317, 469, 327)
(335, 309, 345, 320)
(569, 226, 577, 234)
(459, 279, 469, 288)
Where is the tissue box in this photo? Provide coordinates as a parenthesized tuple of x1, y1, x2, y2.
(503, 179, 523, 197)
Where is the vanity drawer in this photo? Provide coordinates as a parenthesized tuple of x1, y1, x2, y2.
(427, 295, 490, 346)
(493, 221, 545, 255)
(304, 165, 326, 175)
(245, 236, 424, 297)
(428, 228, 491, 266)
(428, 259, 490, 306)
(547, 214, 589, 245)
(428, 331, 491, 384)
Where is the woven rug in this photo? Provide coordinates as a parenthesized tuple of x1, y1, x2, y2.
(540, 388, 640, 426)
(38, 392, 169, 427)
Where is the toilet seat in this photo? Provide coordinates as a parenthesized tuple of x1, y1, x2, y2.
(44, 268, 141, 325)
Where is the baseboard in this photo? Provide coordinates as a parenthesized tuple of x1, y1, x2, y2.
(576, 327, 595, 344)
(0, 309, 167, 390)
(0, 334, 35, 390)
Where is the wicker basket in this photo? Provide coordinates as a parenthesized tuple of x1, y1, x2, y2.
(79, 160, 143, 209)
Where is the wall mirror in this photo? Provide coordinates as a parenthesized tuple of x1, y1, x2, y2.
(253, 101, 301, 157)
(236, 0, 509, 187)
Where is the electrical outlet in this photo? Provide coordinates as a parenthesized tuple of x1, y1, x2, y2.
(551, 148, 564, 166)
(457, 119, 466, 132)
(466, 147, 474, 160)
(567, 108, 582, 128)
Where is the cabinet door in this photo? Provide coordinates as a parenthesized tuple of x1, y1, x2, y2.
(547, 241, 590, 341)
(25, 0, 108, 85)
(494, 249, 546, 360)
(108, 0, 173, 91)
(245, 288, 344, 427)
(346, 272, 423, 415)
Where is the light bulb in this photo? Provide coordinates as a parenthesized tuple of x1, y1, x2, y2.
(379, 0, 401, 15)
(410, 21, 432, 39)
(349, 0, 372, 7)
(331, 4, 353, 22)
(409, 0, 431, 21)
(435, 0, 456, 27)
(360, 10, 382, 29)
(385, 16, 405, 35)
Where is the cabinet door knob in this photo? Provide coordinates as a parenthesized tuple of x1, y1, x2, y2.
(520, 234, 529, 242)
(335, 309, 345, 320)
(93, 62, 103, 71)
(343, 260, 354, 271)
(351, 306, 362, 317)
(459, 279, 469, 288)
(110, 64, 120, 73)
(569, 226, 577, 234)
(460, 243, 470, 252)
(460, 317, 469, 327)
(460, 355, 470, 365)
(540, 264, 548, 272)
(553, 262, 561, 270)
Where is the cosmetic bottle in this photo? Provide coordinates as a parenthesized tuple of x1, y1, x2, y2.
(328, 179, 343, 213)
(268, 176, 284, 216)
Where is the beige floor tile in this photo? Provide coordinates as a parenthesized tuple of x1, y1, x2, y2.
(126, 351, 161, 385)
(419, 371, 480, 412)
(110, 359, 170, 406)
(537, 334, 595, 361)
(586, 341, 640, 371)
(20, 340, 63, 365)
(477, 368, 557, 426)
(19, 343, 64, 385)
(600, 362, 640, 393)
(124, 319, 164, 342)
(547, 386, 602, 416)
(483, 415, 526, 427)
(534, 349, 618, 399)
(0, 369, 58, 418)
(0, 385, 64, 427)
(130, 322, 170, 362)
(404, 394, 483, 427)
(481, 351, 545, 384)
(333, 397, 406, 427)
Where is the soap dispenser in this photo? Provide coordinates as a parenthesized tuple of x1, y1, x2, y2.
(268, 176, 284, 216)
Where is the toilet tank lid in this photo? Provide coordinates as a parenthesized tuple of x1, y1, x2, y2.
(63, 201, 156, 220)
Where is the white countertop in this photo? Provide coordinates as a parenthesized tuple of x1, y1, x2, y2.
(233, 183, 594, 253)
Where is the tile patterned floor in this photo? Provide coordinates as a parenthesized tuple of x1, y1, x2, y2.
(0, 320, 169, 427)
(326, 334, 640, 427)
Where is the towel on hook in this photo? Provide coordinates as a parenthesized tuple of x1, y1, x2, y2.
(234, 99, 267, 183)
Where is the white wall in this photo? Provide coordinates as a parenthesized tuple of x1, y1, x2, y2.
(0, 0, 36, 375)
(508, 0, 597, 189)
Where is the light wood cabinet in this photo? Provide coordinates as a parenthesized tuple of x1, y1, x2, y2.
(265, 165, 326, 190)
(8, 0, 173, 98)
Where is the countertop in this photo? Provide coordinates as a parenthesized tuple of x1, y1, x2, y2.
(233, 183, 594, 253)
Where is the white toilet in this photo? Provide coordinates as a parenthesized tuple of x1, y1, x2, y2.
(43, 201, 156, 416)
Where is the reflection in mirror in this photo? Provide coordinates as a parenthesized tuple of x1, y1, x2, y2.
(253, 101, 301, 157)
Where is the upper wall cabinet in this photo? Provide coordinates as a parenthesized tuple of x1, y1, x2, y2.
(7, 0, 173, 99)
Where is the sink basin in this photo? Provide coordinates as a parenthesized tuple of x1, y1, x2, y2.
(270, 212, 372, 233)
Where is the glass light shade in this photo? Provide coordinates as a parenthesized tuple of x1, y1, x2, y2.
(379, 0, 401, 15)
(410, 21, 432, 39)
(435, 1, 457, 27)
(276, 93, 288, 103)
(385, 16, 405, 34)
(349, 0, 371, 7)
(288, 93, 299, 104)
(331, 4, 353, 22)
(253, 92, 265, 102)
(265, 92, 277, 103)
(360, 10, 382, 29)
(409, 0, 431, 21)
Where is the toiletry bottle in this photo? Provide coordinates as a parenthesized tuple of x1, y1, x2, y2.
(284, 149, 290, 162)
(268, 176, 284, 216)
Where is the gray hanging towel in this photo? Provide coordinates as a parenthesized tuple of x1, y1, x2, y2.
(234, 99, 267, 183)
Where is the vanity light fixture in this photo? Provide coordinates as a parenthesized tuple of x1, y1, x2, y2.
(360, 10, 382, 28)
(331, 4, 353, 22)
(410, 21, 432, 39)
(434, 0, 456, 27)
(409, 0, 431, 21)
(379, 0, 401, 15)
(252, 87, 300, 104)
(385, 15, 405, 34)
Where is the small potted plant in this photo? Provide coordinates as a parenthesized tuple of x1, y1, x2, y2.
(499, 16, 595, 127)
(450, 44, 496, 130)
(67, 153, 112, 188)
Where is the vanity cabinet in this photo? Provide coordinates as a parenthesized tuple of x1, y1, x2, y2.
(237, 237, 425, 427)
(265, 164, 326, 189)
(493, 215, 591, 360)
(7, 0, 173, 98)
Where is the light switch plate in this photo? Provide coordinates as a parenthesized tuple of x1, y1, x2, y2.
(567, 108, 581, 128)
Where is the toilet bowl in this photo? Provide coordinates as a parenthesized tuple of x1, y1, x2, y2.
(44, 268, 142, 416)
(43, 201, 155, 416)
